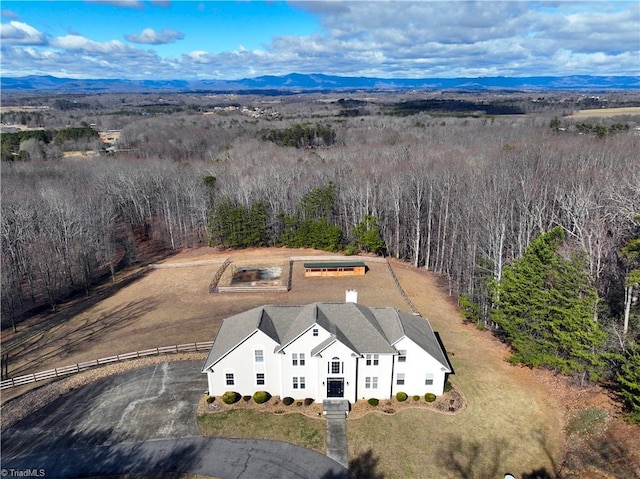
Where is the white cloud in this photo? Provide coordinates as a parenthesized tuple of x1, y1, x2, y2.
(51, 35, 134, 54)
(0, 21, 46, 45)
(126, 27, 184, 44)
(2, 1, 638, 80)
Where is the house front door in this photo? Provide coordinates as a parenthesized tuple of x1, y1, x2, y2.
(327, 378, 344, 398)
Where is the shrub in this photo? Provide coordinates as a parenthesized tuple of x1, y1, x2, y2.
(253, 390, 271, 404)
(425, 393, 436, 403)
(412, 395, 420, 401)
(243, 395, 252, 402)
(444, 381, 453, 393)
(304, 398, 314, 406)
(222, 391, 240, 404)
(296, 401, 303, 406)
(206, 396, 215, 404)
(283, 396, 295, 406)
(396, 392, 408, 402)
(344, 244, 357, 256)
(368, 398, 379, 406)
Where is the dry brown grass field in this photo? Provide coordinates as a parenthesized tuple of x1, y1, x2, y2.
(2, 247, 638, 478)
(566, 106, 640, 118)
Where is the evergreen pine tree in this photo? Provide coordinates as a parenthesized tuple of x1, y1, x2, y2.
(493, 227, 605, 382)
(617, 341, 640, 424)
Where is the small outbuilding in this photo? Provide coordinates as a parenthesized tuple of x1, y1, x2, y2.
(303, 261, 366, 277)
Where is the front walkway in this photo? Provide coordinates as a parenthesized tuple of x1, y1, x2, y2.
(324, 399, 350, 468)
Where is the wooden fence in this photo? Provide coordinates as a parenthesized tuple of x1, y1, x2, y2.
(386, 259, 420, 315)
(0, 341, 213, 390)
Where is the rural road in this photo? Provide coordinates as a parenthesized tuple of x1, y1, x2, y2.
(1, 361, 350, 479)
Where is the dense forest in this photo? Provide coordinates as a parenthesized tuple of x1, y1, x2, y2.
(1, 91, 639, 420)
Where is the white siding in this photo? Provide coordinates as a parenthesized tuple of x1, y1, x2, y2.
(357, 353, 394, 400)
(391, 337, 448, 396)
(206, 330, 280, 397)
(279, 323, 330, 400)
(316, 341, 358, 402)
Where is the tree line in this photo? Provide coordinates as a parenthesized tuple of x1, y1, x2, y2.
(1, 109, 639, 420)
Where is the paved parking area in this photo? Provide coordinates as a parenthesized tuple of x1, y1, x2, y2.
(1, 361, 350, 479)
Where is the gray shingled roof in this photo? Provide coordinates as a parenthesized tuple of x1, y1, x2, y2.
(202, 302, 451, 372)
(395, 310, 451, 371)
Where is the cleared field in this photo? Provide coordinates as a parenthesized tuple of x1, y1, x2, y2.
(2, 248, 404, 381)
(566, 106, 640, 118)
(0, 248, 567, 478)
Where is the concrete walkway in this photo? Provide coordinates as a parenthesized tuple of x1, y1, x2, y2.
(323, 399, 350, 468)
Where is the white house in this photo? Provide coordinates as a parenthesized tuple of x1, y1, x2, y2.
(202, 299, 452, 403)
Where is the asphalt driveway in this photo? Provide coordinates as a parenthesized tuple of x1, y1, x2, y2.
(1, 361, 350, 479)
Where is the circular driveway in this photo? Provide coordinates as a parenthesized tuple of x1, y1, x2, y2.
(1, 361, 350, 479)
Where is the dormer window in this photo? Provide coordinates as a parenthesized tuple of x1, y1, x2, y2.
(313, 328, 319, 337)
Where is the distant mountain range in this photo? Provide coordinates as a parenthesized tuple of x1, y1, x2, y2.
(2, 73, 639, 93)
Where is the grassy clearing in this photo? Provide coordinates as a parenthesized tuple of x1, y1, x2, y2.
(566, 408, 608, 436)
(346, 261, 564, 479)
(566, 106, 640, 118)
(197, 410, 326, 453)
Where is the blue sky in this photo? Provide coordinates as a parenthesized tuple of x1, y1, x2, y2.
(1, 1, 638, 80)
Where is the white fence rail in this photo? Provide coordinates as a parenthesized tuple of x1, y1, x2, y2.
(0, 341, 213, 390)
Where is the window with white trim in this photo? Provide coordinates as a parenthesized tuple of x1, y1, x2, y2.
(256, 373, 265, 385)
(300, 376, 306, 389)
(293, 377, 299, 389)
(365, 354, 378, 366)
(372, 377, 378, 388)
(425, 373, 434, 385)
(254, 349, 264, 363)
(365, 354, 372, 366)
(299, 353, 306, 366)
(398, 350, 406, 362)
(365, 377, 371, 389)
(292, 353, 298, 366)
(313, 328, 319, 337)
(225, 373, 235, 386)
(396, 373, 405, 385)
(373, 354, 379, 365)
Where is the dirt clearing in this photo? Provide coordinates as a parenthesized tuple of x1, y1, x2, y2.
(2, 248, 637, 478)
